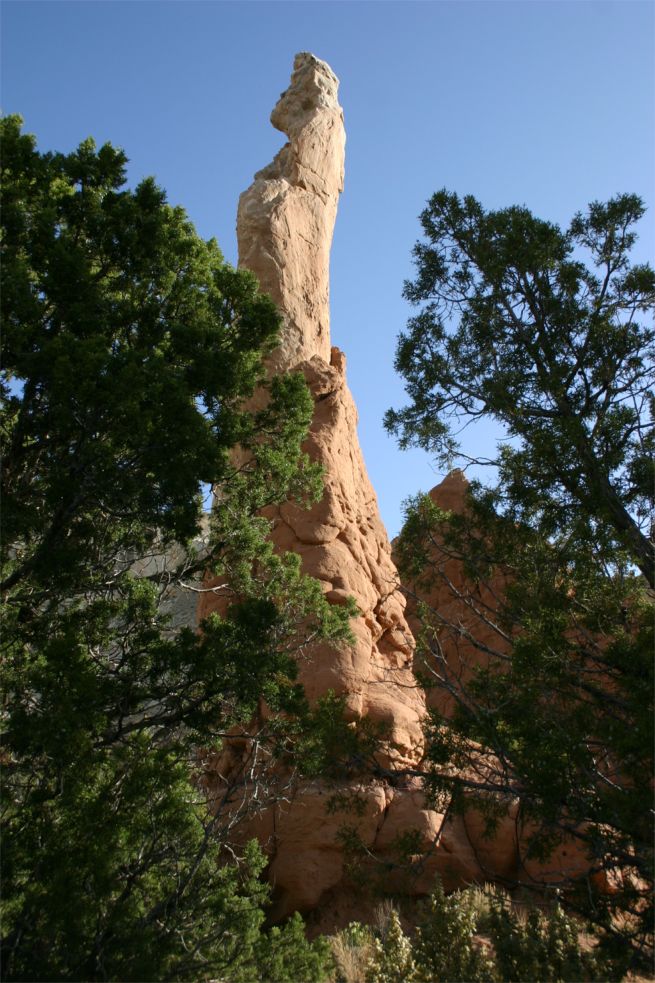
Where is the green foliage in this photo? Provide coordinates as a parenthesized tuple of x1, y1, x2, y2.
(388, 190, 654, 968)
(281, 689, 385, 781)
(359, 886, 625, 983)
(412, 879, 495, 982)
(237, 913, 334, 983)
(387, 189, 654, 586)
(487, 898, 625, 982)
(341, 921, 376, 949)
(0, 116, 350, 980)
(365, 911, 417, 983)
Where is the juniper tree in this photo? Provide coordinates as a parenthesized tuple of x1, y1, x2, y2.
(387, 191, 654, 969)
(0, 115, 344, 981)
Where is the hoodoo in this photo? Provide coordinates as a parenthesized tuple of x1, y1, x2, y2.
(227, 53, 427, 767)
(236, 52, 344, 371)
(199, 53, 444, 918)
(199, 53, 583, 924)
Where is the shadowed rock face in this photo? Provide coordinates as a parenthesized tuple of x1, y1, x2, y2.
(401, 469, 516, 720)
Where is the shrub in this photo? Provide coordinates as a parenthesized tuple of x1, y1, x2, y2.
(358, 882, 630, 983)
(238, 912, 334, 983)
(488, 898, 626, 983)
(331, 922, 375, 983)
(365, 910, 417, 983)
(412, 879, 495, 982)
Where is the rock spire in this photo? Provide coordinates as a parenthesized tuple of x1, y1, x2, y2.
(199, 54, 593, 925)
(200, 53, 434, 917)
(236, 52, 345, 371)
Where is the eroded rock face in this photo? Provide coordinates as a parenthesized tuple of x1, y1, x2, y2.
(399, 471, 605, 898)
(201, 53, 426, 768)
(236, 52, 344, 372)
(402, 469, 514, 719)
(199, 54, 591, 923)
(199, 53, 440, 916)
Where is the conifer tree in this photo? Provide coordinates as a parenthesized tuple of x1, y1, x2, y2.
(388, 190, 654, 969)
(1, 115, 343, 981)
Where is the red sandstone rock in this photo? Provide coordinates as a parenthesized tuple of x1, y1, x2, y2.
(401, 469, 514, 720)
(236, 52, 344, 373)
(198, 54, 436, 915)
(398, 472, 612, 898)
(199, 54, 600, 921)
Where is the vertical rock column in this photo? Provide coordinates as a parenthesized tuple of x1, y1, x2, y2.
(236, 52, 343, 372)
(231, 52, 426, 763)
(202, 53, 427, 761)
(199, 58, 601, 916)
(199, 54, 445, 915)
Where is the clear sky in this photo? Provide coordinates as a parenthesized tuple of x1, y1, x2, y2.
(3, 0, 653, 536)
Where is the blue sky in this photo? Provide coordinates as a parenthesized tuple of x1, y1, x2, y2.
(3, 0, 653, 536)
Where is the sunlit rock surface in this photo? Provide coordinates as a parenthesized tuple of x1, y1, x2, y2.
(198, 54, 591, 923)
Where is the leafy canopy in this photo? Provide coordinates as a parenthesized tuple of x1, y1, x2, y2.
(386, 190, 654, 586)
(388, 191, 654, 969)
(0, 115, 344, 982)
